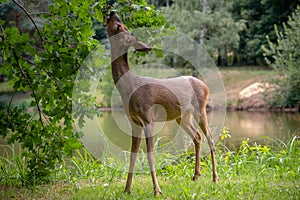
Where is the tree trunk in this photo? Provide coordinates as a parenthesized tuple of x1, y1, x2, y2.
(199, 0, 208, 45)
(222, 48, 228, 66)
(233, 52, 238, 66)
(166, 0, 170, 7)
(217, 48, 222, 66)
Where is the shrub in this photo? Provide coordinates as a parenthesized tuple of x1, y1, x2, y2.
(262, 6, 300, 108)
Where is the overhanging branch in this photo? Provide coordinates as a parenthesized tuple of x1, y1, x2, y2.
(12, 0, 44, 42)
(12, 50, 46, 133)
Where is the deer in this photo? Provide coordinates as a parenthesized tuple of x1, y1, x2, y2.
(105, 12, 219, 196)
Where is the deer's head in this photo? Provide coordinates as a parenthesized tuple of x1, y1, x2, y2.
(106, 12, 152, 52)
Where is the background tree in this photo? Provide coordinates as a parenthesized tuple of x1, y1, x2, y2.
(232, 0, 300, 65)
(262, 6, 300, 108)
(163, 0, 245, 67)
(148, 0, 172, 7)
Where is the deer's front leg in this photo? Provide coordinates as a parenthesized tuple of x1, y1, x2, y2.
(144, 124, 162, 196)
(124, 124, 142, 194)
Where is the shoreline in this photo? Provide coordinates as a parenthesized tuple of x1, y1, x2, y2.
(98, 105, 300, 113)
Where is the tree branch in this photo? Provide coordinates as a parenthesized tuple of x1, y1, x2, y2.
(12, 50, 46, 132)
(12, 0, 44, 42)
(0, 24, 4, 40)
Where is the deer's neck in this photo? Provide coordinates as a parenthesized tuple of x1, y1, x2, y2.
(111, 53, 132, 84)
(109, 39, 133, 82)
(111, 51, 136, 107)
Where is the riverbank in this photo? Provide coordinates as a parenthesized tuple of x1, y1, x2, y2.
(220, 67, 269, 111)
(220, 67, 300, 112)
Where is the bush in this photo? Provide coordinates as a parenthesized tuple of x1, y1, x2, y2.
(262, 6, 300, 108)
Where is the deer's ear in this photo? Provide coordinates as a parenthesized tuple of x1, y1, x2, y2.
(134, 40, 152, 52)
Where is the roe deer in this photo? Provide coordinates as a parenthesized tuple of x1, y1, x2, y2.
(106, 12, 218, 196)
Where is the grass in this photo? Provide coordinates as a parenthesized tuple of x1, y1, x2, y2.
(1, 134, 299, 199)
(0, 82, 14, 93)
(220, 66, 272, 87)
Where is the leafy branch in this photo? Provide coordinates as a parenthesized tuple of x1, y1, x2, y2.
(11, 49, 46, 132)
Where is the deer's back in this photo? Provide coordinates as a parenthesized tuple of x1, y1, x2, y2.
(127, 75, 209, 124)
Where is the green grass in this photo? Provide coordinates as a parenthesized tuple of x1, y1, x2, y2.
(220, 66, 272, 86)
(1, 135, 299, 200)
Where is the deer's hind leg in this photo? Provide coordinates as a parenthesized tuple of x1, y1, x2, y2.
(198, 111, 219, 183)
(176, 114, 202, 180)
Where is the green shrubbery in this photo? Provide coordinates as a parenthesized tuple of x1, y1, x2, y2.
(262, 6, 300, 108)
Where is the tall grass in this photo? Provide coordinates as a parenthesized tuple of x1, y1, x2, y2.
(0, 144, 28, 186)
(1, 133, 299, 199)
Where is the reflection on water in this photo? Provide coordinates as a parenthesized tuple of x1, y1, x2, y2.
(1, 111, 299, 160)
(105, 110, 193, 150)
(98, 111, 300, 151)
(78, 110, 300, 160)
(222, 111, 300, 148)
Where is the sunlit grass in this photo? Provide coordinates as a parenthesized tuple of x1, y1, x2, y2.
(219, 66, 273, 87)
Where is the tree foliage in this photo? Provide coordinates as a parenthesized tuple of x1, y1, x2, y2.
(149, 0, 299, 67)
(262, 6, 300, 108)
(0, 0, 166, 184)
(162, 0, 245, 67)
(232, 0, 299, 65)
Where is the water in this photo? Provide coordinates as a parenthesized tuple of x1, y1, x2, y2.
(77, 110, 300, 160)
(98, 110, 300, 145)
(1, 111, 299, 158)
(220, 111, 300, 148)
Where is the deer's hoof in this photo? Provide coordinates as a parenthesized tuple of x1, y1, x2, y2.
(154, 190, 162, 196)
(124, 189, 131, 194)
(192, 174, 201, 181)
(213, 176, 219, 183)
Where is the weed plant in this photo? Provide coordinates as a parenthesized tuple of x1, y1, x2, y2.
(1, 134, 299, 199)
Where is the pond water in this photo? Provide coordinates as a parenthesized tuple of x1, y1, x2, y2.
(1, 110, 299, 159)
(78, 110, 300, 160)
(220, 111, 300, 148)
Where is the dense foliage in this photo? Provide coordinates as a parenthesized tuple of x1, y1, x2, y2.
(262, 6, 300, 108)
(154, 0, 299, 66)
(163, 0, 245, 66)
(231, 0, 299, 65)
